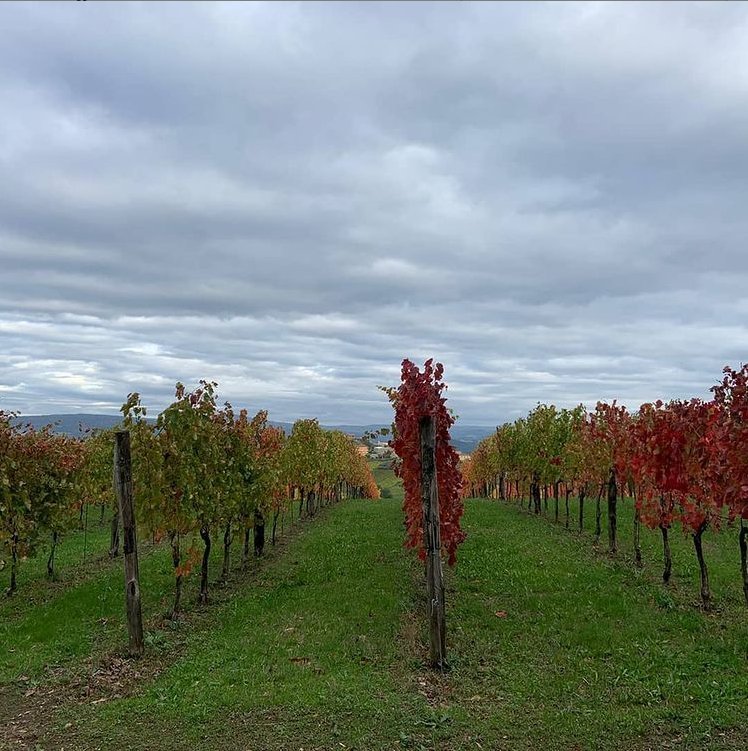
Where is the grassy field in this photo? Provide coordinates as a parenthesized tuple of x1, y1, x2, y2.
(1, 464, 747, 750)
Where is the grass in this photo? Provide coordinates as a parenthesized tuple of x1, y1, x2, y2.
(0, 506, 114, 598)
(4, 494, 425, 751)
(444, 499, 748, 749)
(1, 472, 747, 750)
(515, 490, 747, 612)
(0, 539, 174, 684)
(372, 457, 401, 498)
(0, 502, 299, 683)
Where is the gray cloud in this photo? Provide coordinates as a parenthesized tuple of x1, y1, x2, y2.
(1, 1, 747, 424)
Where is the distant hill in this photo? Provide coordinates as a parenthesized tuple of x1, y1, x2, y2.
(448, 424, 496, 453)
(16, 415, 496, 453)
(14, 413, 128, 435)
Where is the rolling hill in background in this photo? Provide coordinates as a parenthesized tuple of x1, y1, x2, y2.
(15, 415, 495, 453)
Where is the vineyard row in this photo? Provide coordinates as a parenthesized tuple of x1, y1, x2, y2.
(461, 364, 748, 609)
(0, 380, 380, 611)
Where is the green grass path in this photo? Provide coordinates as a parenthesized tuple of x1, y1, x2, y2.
(1, 528, 175, 683)
(445, 500, 748, 750)
(53, 496, 427, 750)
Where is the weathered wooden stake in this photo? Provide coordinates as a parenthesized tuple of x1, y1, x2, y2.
(419, 416, 447, 670)
(113, 431, 144, 657)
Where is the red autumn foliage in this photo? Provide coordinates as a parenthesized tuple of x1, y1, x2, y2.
(712, 365, 748, 522)
(626, 398, 723, 535)
(385, 358, 465, 565)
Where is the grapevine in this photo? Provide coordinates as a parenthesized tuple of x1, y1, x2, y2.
(385, 358, 465, 565)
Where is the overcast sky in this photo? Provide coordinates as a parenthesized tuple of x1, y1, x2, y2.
(2, 1, 748, 425)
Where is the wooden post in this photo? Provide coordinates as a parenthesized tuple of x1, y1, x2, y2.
(419, 416, 447, 670)
(114, 431, 144, 657)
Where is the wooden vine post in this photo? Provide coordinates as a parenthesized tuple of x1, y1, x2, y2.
(419, 415, 447, 670)
(113, 430, 144, 657)
(386, 359, 465, 672)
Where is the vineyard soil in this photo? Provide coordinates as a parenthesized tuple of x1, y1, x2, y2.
(1, 466, 747, 750)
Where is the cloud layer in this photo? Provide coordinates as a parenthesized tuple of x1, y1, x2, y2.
(2, 2, 747, 424)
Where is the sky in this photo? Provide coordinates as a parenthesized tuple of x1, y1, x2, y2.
(2, 1, 748, 426)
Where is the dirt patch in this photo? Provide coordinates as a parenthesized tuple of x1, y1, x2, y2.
(628, 727, 748, 751)
(0, 682, 25, 726)
(0, 645, 176, 749)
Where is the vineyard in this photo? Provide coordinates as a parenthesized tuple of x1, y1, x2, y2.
(461, 364, 748, 611)
(1, 365, 747, 750)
